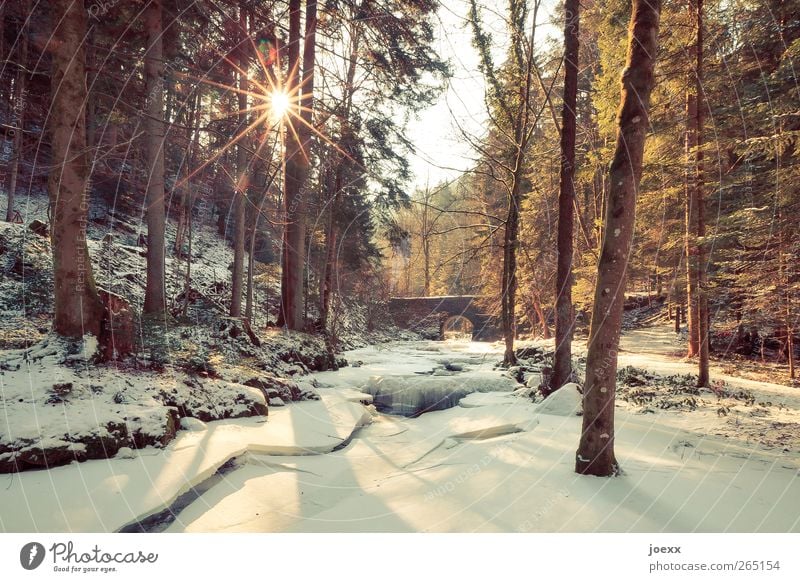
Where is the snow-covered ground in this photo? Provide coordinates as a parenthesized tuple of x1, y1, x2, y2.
(1, 337, 798, 533)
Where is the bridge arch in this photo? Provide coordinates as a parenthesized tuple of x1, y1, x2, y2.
(388, 296, 501, 341)
(441, 315, 475, 340)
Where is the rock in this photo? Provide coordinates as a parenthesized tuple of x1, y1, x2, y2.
(81, 422, 128, 459)
(515, 346, 545, 361)
(268, 397, 285, 407)
(445, 362, 464, 372)
(28, 219, 49, 237)
(116, 447, 136, 459)
(525, 373, 542, 389)
(52, 382, 73, 397)
(244, 375, 301, 402)
(0, 452, 19, 473)
(179, 417, 208, 431)
(16, 444, 82, 469)
(130, 407, 180, 449)
(98, 289, 135, 361)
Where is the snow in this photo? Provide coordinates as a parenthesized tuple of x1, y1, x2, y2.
(0, 392, 369, 532)
(536, 383, 582, 417)
(1, 333, 799, 533)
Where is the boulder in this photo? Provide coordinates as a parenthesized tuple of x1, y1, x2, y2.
(244, 375, 301, 402)
(28, 219, 49, 237)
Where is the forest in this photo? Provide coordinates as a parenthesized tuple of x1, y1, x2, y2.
(0, 0, 798, 534)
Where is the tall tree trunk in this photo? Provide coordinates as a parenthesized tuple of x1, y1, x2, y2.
(553, 0, 580, 390)
(143, 0, 167, 314)
(231, 6, 249, 319)
(533, 297, 551, 339)
(175, 90, 200, 255)
(6, 5, 28, 223)
(280, 0, 315, 330)
(502, 180, 521, 365)
(319, 22, 357, 344)
(48, 0, 104, 338)
(320, 163, 342, 334)
(575, 0, 661, 477)
(695, 0, 710, 387)
(684, 87, 700, 357)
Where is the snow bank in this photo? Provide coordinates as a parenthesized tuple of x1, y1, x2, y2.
(0, 393, 371, 532)
(536, 383, 582, 416)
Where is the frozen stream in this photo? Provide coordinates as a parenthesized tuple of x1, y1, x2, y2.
(152, 340, 544, 532)
(142, 339, 800, 533)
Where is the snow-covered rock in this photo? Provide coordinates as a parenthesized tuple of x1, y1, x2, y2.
(536, 383, 582, 416)
(116, 447, 136, 459)
(180, 417, 209, 432)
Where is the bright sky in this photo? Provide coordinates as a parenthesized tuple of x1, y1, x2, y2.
(407, 0, 561, 190)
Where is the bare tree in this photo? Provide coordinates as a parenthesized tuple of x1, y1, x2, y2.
(468, 0, 543, 366)
(575, 0, 662, 477)
(48, 0, 104, 338)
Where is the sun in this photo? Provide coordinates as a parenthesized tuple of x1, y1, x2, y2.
(270, 91, 291, 120)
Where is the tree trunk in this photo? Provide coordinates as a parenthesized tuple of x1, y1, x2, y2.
(694, 0, 710, 387)
(502, 181, 520, 366)
(246, 189, 267, 324)
(48, 0, 104, 338)
(143, 0, 167, 314)
(575, 0, 661, 477)
(280, 0, 315, 330)
(175, 90, 200, 255)
(553, 0, 580, 390)
(533, 297, 551, 339)
(231, 6, 249, 319)
(685, 88, 700, 358)
(6, 6, 28, 223)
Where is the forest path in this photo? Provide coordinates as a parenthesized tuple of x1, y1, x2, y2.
(612, 324, 800, 408)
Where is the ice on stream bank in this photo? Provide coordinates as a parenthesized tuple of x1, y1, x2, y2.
(362, 372, 520, 417)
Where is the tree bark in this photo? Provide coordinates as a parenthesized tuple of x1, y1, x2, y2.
(685, 87, 700, 358)
(502, 179, 520, 365)
(694, 0, 710, 387)
(231, 6, 249, 319)
(6, 3, 28, 223)
(48, 0, 104, 338)
(575, 0, 661, 477)
(143, 0, 167, 314)
(279, 0, 315, 330)
(553, 0, 580, 390)
(533, 297, 551, 339)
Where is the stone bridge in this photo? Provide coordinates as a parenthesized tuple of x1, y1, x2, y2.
(388, 296, 502, 341)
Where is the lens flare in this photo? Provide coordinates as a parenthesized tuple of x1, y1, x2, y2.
(271, 91, 291, 120)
